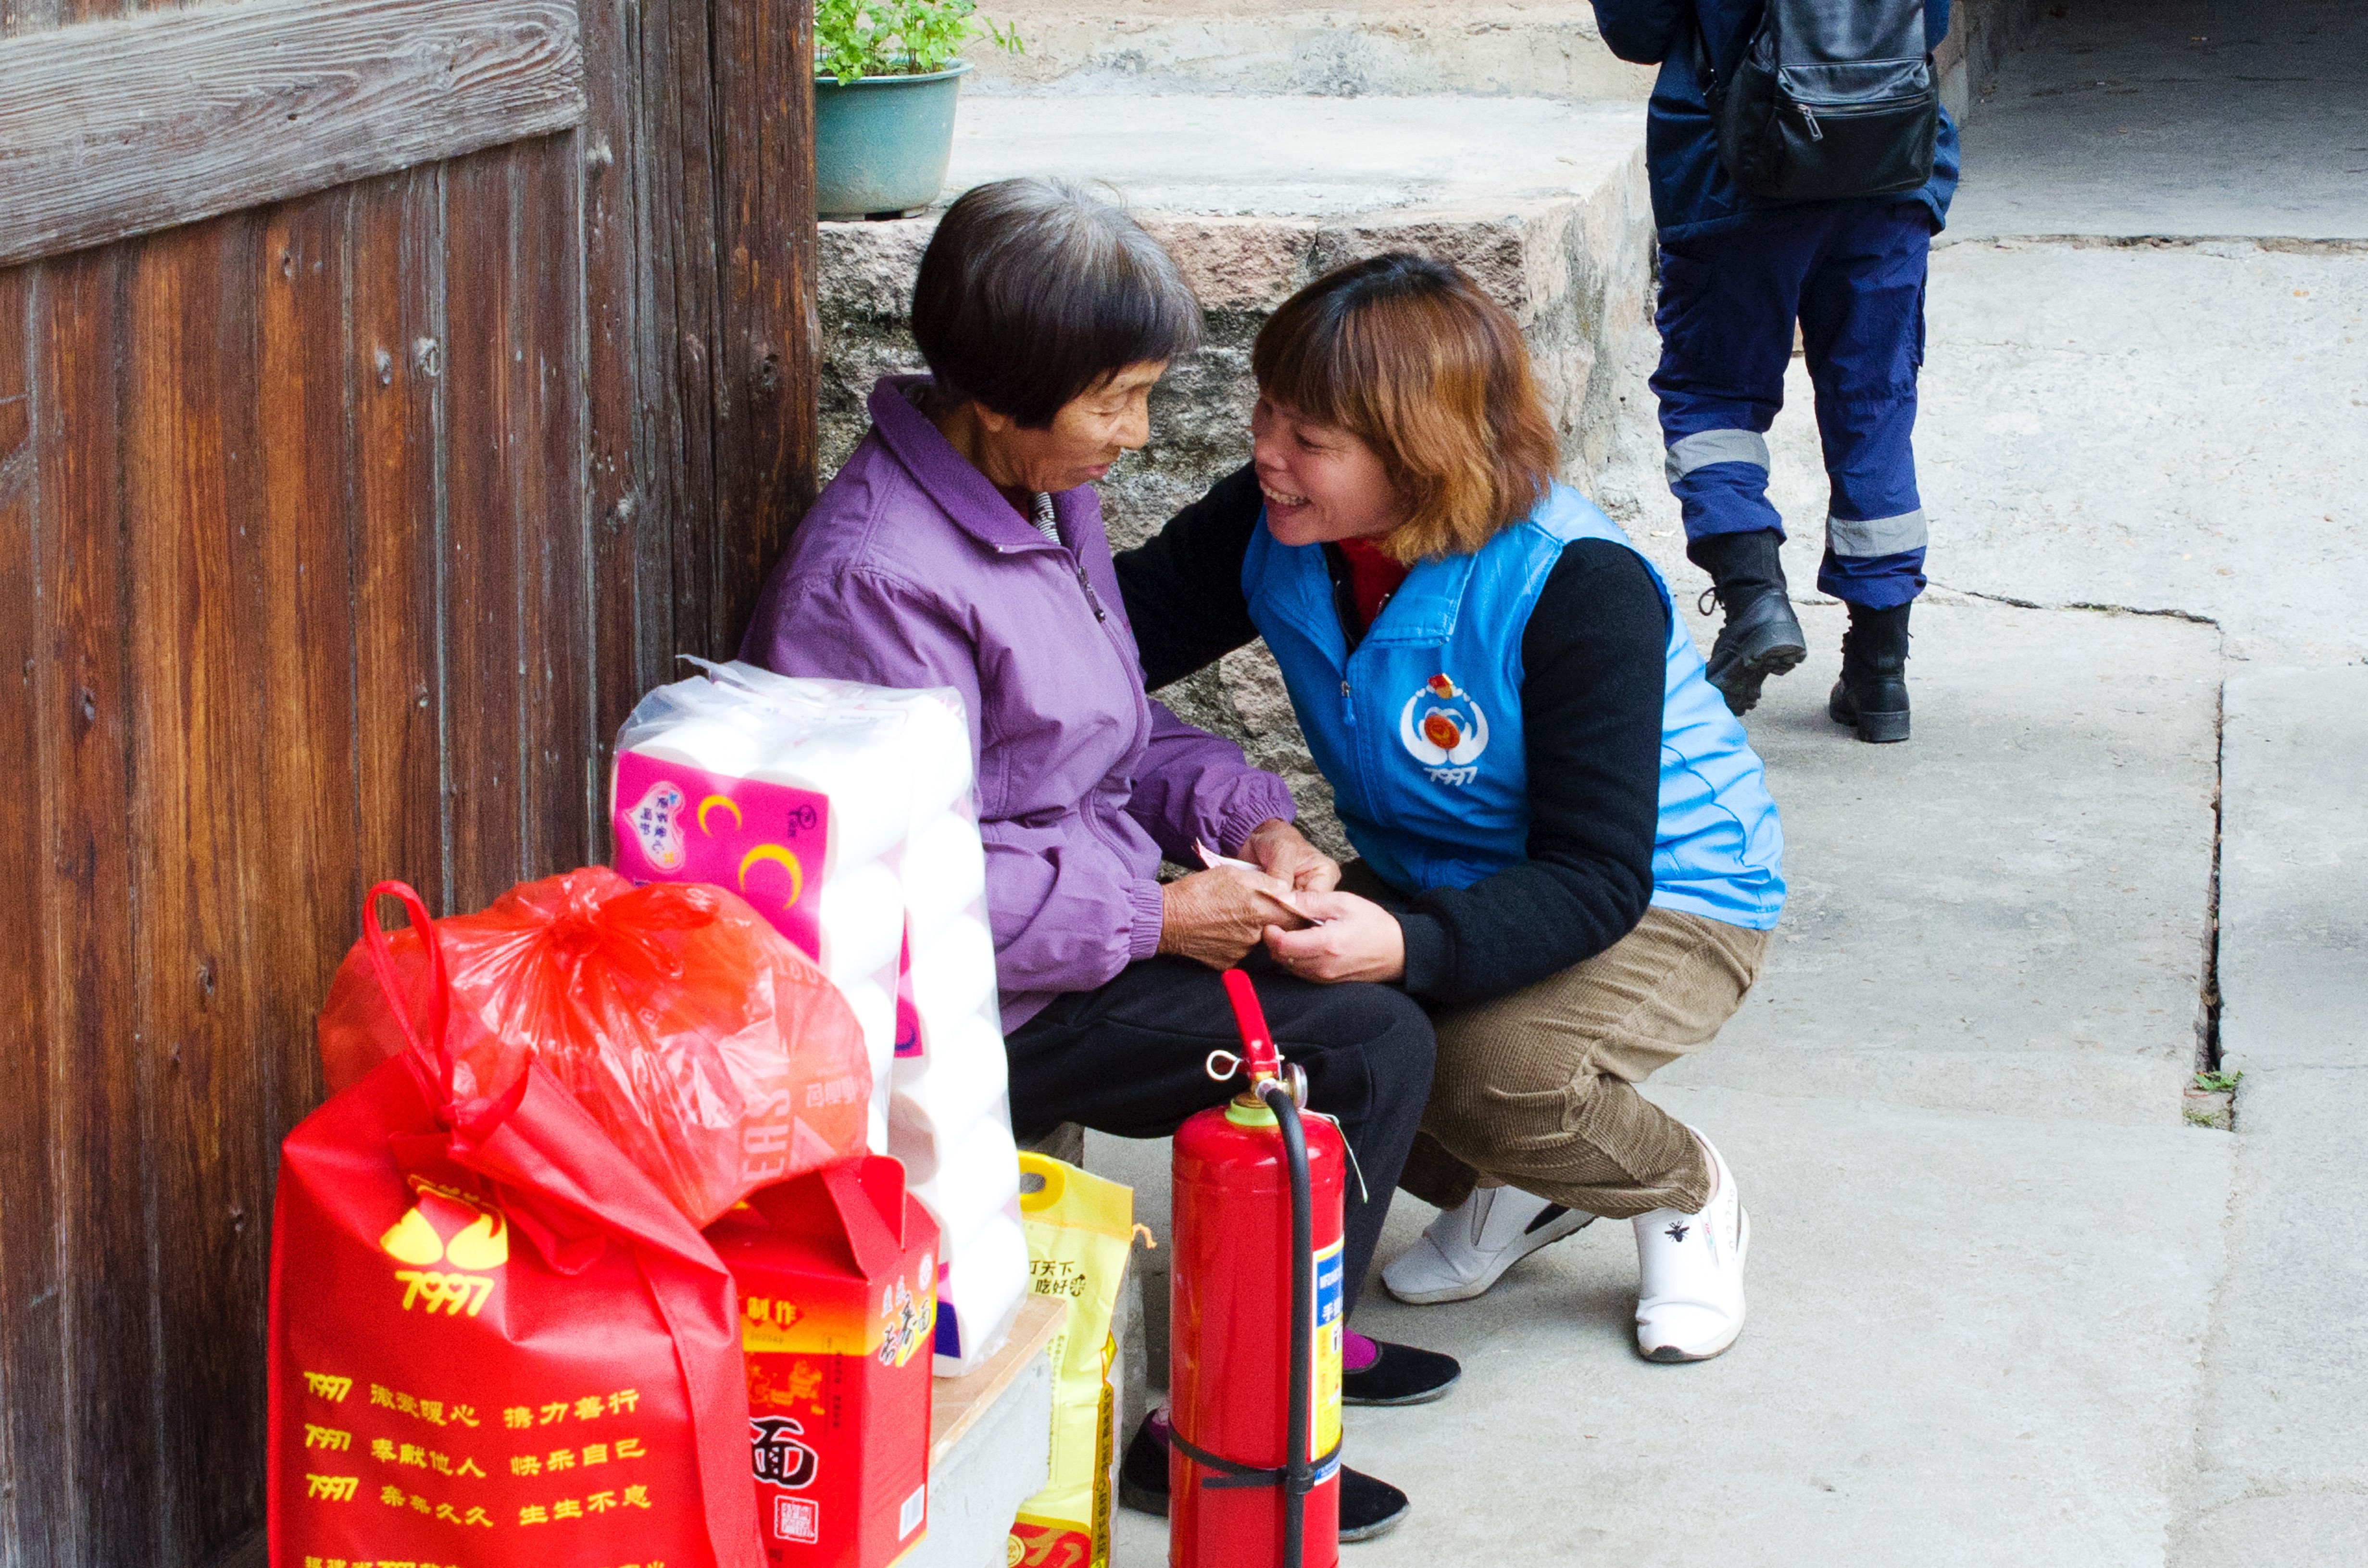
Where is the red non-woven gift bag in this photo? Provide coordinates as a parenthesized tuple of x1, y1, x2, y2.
(316, 866, 870, 1229)
(269, 881, 764, 1568)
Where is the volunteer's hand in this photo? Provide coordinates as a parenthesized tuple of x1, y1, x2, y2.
(1263, 890, 1406, 984)
(1238, 817, 1341, 893)
(1159, 865, 1311, 969)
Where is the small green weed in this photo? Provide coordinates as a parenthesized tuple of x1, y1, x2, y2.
(817, 0, 1024, 83)
(2193, 1069, 2243, 1095)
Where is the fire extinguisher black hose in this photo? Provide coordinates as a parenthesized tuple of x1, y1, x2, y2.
(1258, 1077, 1316, 1568)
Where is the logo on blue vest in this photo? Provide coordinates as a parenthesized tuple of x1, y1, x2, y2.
(1400, 674, 1490, 786)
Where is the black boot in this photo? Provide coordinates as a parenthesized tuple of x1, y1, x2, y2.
(1829, 602, 1912, 743)
(1689, 529, 1806, 716)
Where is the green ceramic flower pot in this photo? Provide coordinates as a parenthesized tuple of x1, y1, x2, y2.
(814, 62, 972, 219)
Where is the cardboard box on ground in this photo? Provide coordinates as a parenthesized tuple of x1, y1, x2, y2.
(709, 1158, 941, 1568)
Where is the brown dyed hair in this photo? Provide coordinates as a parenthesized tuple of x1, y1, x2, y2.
(1251, 253, 1559, 563)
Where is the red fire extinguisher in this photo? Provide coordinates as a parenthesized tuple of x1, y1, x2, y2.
(1169, 968, 1347, 1568)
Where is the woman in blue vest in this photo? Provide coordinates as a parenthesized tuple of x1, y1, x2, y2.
(1116, 253, 1785, 1362)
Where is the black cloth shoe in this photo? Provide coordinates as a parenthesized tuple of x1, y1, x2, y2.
(1341, 1340, 1461, 1407)
(1829, 601, 1912, 743)
(1689, 529, 1805, 715)
(1118, 1414, 1414, 1542)
(1340, 1467, 1413, 1542)
(1118, 1413, 1171, 1518)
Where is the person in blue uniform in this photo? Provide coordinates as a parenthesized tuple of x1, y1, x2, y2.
(1591, 0, 1959, 740)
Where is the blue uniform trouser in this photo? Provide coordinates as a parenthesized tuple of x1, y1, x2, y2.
(1652, 201, 1931, 611)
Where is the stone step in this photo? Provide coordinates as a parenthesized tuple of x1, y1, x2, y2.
(820, 92, 1654, 550)
(910, 1294, 1062, 1568)
(967, 0, 1655, 101)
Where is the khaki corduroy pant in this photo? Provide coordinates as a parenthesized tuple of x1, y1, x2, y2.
(1397, 905, 1771, 1221)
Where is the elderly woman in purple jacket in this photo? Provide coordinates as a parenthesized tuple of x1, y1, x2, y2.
(740, 178, 1449, 1541)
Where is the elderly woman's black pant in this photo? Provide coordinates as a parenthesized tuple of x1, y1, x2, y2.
(1004, 955, 1436, 1317)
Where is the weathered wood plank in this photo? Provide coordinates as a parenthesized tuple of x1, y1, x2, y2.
(0, 0, 585, 269)
(648, 0, 723, 671)
(579, 0, 647, 844)
(517, 138, 591, 874)
(712, 0, 819, 653)
(251, 192, 357, 1142)
(35, 246, 166, 1564)
(347, 169, 451, 912)
(1, 9, 825, 1563)
(120, 212, 270, 1562)
(440, 145, 529, 909)
(0, 263, 74, 1568)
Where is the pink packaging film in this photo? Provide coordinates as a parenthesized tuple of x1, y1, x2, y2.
(614, 749, 832, 966)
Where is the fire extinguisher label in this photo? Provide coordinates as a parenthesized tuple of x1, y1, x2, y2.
(1313, 1238, 1344, 1480)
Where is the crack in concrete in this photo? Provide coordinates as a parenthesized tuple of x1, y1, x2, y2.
(1930, 581, 2226, 627)
(1931, 578, 2232, 1111)
(2201, 679, 2227, 1089)
(1937, 234, 2368, 254)
(2062, 601, 2224, 626)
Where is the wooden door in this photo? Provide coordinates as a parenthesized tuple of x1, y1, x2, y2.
(0, 0, 817, 1561)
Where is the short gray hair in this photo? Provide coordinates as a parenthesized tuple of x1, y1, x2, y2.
(911, 177, 1203, 428)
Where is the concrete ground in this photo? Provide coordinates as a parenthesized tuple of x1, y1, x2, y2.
(965, 0, 1657, 100)
(941, 92, 1647, 219)
(2173, 671, 2368, 1563)
(1946, 0, 2368, 239)
(1102, 603, 2239, 1567)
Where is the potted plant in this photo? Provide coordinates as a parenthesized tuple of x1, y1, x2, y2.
(814, 0, 1022, 220)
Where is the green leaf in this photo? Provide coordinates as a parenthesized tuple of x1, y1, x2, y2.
(813, 0, 1020, 78)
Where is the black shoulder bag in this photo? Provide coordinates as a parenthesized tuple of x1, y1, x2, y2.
(1698, 0, 1940, 202)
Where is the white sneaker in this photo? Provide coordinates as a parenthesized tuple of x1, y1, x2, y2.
(1382, 1185, 1595, 1305)
(1633, 1128, 1749, 1362)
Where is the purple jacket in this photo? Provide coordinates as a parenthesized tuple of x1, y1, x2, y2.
(742, 376, 1298, 1030)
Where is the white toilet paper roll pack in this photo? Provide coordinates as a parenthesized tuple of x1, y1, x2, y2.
(833, 976, 897, 1154)
(707, 661, 975, 843)
(885, 689, 975, 825)
(622, 712, 764, 782)
(614, 665, 1030, 1375)
(889, 1012, 1009, 1154)
(901, 808, 989, 952)
(749, 725, 919, 874)
(908, 913, 999, 1046)
(905, 1116, 1023, 1248)
(814, 859, 904, 984)
(932, 1208, 1028, 1376)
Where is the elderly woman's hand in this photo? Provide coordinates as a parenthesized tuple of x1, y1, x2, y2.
(1159, 865, 1310, 969)
(1238, 817, 1341, 893)
(1262, 890, 1406, 984)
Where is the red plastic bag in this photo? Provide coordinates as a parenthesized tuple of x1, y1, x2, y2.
(270, 881, 764, 1568)
(319, 866, 870, 1228)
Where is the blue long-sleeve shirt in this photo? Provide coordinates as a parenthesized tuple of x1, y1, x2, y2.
(1590, 0, 1959, 239)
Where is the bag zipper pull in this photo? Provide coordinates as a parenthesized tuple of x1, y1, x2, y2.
(1800, 103, 1823, 140)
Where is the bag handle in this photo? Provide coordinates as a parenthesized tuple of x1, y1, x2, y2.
(361, 879, 454, 1097)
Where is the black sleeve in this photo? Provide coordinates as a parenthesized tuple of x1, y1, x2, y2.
(1112, 462, 1266, 691)
(1390, 539, 1666, 1007)
(1590, 0, 1688, 64)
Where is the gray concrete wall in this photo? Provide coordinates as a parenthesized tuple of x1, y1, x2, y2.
(966, 0, 1657, 100)
(1936, 0, 2050, 123)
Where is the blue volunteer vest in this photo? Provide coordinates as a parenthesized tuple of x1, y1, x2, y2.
(1243, 483, 1785, 929)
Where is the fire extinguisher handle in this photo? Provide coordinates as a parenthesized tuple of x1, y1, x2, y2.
(1222, 968, 1285, 1081)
